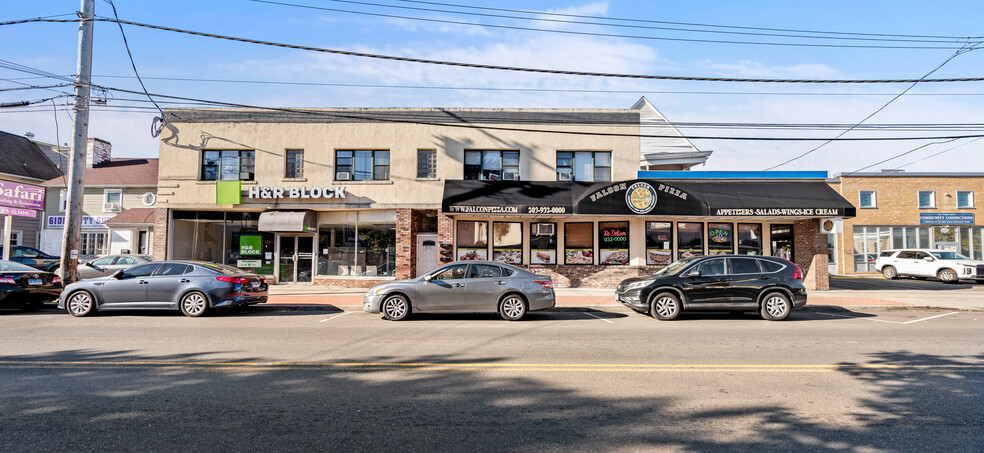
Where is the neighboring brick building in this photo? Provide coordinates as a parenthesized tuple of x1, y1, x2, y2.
(828, 172, 984, 274)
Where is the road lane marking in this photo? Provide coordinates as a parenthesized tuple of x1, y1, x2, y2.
(584, 312, 614, 323)
(319, 312, 355, 322)
(815, 311, 960, 324)
(0, 360, 980, 373)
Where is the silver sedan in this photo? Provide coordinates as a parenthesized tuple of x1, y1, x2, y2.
(78, 254, 154, 280)
(363, 261, 555, 321)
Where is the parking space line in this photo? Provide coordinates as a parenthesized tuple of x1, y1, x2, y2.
(900, 312, 960, 324)
(815, 311, 960, 325)
(319, 312, 355, 323)
(584, 312, 614, 323)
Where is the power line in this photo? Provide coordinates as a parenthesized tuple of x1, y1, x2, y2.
(396, 0, 984, 41)
(897, 138, 982, 168)
(103, 1, 163, 118)
(844, 138, 963, 175)
(254, 0, 974, 45)
(764, 42, 983, 170)
(10, 18, 984, 83)
(248, 0, 973, 50)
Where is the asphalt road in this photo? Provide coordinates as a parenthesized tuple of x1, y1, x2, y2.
(1, 307, 982, 452)
(830, 275, 984, 291)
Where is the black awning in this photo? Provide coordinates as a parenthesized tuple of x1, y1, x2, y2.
(443, 179, 855, 218)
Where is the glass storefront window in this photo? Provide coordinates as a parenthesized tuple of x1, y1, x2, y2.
(737, 223, 762, 255)
(598, 221, 629, 265)
(358, 222, 396, 276)
(530, 222, 557, 265)
(492, 222, 523, 264)
(225, 213, 275, 275)
(318, 224, 356, 276)
(677, 222, 704, 260)
(918, 227, 931, 249)
(974, 228, 983, 260)
(853, 225, 866, 272)
(645, 221, 672, 265)
(770, 224, 794, 261)
(317, 212, 396, 277)
(905, 227, 917, 248)
(564, 222, 594, 265)
(960, 227, 972, 257)
(172, 211, 226, 264)
(456, 221, 489, 260)
(707, 222, 734, 255)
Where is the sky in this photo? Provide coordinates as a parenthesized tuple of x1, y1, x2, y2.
(2, 0, 983, 174)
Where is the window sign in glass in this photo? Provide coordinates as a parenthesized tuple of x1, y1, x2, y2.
(677, 222, 704, 260)
(737, 223, 762, 255)
(456, 221, 488, 260)
(707, 222, 734, 255)
(530, 222, 557, 265)
(564, 222, 593, 265)
(598, 221, 629, 265)
(492, 222, 523, 264)
(645, 221, 673, 265)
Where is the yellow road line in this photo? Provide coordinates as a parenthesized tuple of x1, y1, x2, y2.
(0, 360, 980, 373)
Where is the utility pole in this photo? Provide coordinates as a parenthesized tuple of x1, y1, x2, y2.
(60, 0, 95, 284)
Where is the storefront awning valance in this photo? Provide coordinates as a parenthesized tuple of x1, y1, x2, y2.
(443, 180, 855, 218)
(258, 210, 317, 232)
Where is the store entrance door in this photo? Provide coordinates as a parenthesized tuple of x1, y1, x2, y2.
(277, 234, 315, 283)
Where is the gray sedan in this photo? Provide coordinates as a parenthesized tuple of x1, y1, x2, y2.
(363, 261, 555, 321)
(78, 254, 154, 280)
(59, 261, 268, 317)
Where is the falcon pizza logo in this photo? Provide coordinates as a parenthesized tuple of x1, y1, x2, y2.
(625, 182, 658, 214)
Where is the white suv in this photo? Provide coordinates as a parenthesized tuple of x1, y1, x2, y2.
(875, 249, 984, 283)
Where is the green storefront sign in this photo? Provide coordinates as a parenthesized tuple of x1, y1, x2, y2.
(240, 235, 262, 256)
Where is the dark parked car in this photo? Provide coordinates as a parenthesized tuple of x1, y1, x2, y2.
(615, 255, 807, 321)
(58, 261, 268, 317)
(363, 260, 555, 321)
(0, 260, 62, 310)
(0, 246, 60, 272)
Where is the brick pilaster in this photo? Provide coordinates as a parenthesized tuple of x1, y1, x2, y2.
(152, 208, 169, 261)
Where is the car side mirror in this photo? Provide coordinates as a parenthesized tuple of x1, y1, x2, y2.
(423, 274, 433, 282)
(924, 256, 934, 262)
(85, 261, 94, 267)
(111, 269, 124, 279)
(687, 270, 701, 278)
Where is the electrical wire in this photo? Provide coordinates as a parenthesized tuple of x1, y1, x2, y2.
(896, 138, 982, 168)
(249, 0, 975, 49)
(843, 138, 963, 175)
(396, 0, 984, 41)
(103, 0, 165, 135)
(764, 42, 983, 170)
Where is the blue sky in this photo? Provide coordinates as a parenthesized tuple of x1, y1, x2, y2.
(2, 0, 983, 173)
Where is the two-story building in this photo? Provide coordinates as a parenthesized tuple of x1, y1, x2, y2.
(154, 99, 852, 289)
(40, 138, 159, 260)
(828, 171, 984, 274)
(0, 131, 63, 248)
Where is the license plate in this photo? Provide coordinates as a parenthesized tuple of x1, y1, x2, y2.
(251, 281, 259, 288)
(28, 279, 43, 286)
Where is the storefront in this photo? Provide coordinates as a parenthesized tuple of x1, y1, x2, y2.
(443, 176, 855, 289)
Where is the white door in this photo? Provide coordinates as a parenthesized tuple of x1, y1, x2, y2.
(416, 233, 439, 277)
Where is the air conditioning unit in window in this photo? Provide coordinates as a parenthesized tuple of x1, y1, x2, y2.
(534, 223, 555, 236)
(336, 171, 351, 181)
(105, 203, 120, 211)
(502, 171, 520, 181)
(558, 172, 572, 181)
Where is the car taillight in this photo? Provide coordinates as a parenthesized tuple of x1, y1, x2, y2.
(216, 276, 247, 284)
(0, 277, 16, 284)
(52, 276, 62, 285)
(781, 258, 803, 280)
(533, 279, 553, 289)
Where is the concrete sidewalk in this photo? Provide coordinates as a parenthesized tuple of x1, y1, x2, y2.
(265, 284, 984, 311)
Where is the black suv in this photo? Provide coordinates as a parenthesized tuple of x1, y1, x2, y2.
(615, 255, 807, 321)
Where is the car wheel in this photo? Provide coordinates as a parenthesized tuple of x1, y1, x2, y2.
(937, 268, 959, 284)
(66, 290, 96, 317)
(881, 266, 898, 280)
(381, 294, 410, 321)
(499, 294, 527, 321)
(760, 292, 792, 321)
(179, 291, 209, 317)
(649, 292, 680, 321)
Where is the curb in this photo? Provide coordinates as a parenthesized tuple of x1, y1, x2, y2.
(250, 304, 979, 313)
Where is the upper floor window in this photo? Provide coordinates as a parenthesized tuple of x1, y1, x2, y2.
(464, 150, 519, 181)
(335, 150, 389, 181)
(202, 150, 255, 181)
(103, 189, 122, 212)
(918, 191, 936, 208)
(557, 151, 612, 182)
(417, 149, 437, 179)
(58, 189, 68, 212)
(957, 191, 974, 208)
(285, 149, 304, 178)
(858, 190, 876, 208)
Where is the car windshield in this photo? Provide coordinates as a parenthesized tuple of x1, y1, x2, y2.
(653, 257, 696, 276)
(0, 261, 43, 272)
(930, 251, 970, 260)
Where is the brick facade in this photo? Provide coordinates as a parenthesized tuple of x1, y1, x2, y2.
(152, 208, 169, 261)
(792, 218, 829, 290)
(395, 208, 415, 280)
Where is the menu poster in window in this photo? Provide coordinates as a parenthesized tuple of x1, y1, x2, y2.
(599, 222, 629, 265)
(493, 250, 521, 264)
(458, 248, 488, 261)
(530, 250, 556, 264)
(564, 223, 594, 265)
(646, 222, 672, 265)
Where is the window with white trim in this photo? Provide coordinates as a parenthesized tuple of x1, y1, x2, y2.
(556, 151, 611, 182)
(918, 191, 936, 208)
(957, 191, 974, 208)
(80, 232, 109, 256)
(103, 189, 122, 212)
(285, 149, 304, 179)
(464, 150, 519, 181)
(858, 190, 876, 208)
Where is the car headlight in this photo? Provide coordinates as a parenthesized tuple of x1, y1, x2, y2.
(367, 286, 387, 295)
(625, 280, 654, 291)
